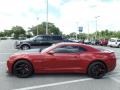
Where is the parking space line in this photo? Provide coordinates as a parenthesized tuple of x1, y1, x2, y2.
(13, 78, 93, 90)
(110, 77, 120, 83)
(13, 72, 120, 90)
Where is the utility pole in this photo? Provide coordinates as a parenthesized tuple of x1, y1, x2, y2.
(95, 16, 100, 40)
(36, 17, 39, 35)
(87, 22, 89, 40)
(46, 0, 48, 35)
(76, 22, 79, 40)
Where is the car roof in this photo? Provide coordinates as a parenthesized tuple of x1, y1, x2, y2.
(56, 42, 90, 48)
(55, 42, 99, 51)
(37, 35, 62, 37)
(41, 42, 99, 53)
(56, 42, 82, 45)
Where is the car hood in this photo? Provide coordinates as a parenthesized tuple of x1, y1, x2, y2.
(20, 39, 31, 42)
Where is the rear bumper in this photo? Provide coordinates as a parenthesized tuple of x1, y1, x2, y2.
(107, 58, 116, 72)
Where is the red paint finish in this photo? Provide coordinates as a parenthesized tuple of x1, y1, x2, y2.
(7, 43, 116, 74)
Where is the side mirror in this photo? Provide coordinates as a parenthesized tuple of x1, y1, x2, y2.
(47, 51, 55, 55)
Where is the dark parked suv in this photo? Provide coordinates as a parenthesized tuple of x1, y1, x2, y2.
(15, 35, 64, 50)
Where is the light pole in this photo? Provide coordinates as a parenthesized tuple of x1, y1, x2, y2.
(36, 17, 39, 35)
(46, 0, 48, 35)
(87, 21, 90, 40)
(76, 22, 79, 40)
(95, 16, 100, 39)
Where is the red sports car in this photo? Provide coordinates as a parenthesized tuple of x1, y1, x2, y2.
(7, 43, 116, 79)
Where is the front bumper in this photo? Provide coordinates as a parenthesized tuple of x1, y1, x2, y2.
(14, 41, 21, 49)
(7, 60, 14, 73)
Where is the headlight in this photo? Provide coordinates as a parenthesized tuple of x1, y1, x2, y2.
(16, 41, 22, 45)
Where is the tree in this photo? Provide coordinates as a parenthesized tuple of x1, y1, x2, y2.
(29, 22, 62, 35)
(0, 32, 4, 37)
(4, 30, 13, 37)
(11, 26, 26, 39)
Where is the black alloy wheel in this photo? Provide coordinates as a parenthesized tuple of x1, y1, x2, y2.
(13, 60, 33, 78)
(88, 62, 107, 79)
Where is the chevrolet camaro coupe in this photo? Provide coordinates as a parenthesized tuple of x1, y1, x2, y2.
(7, 42, 116, 79)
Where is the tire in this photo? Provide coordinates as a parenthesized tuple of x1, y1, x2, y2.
(21, 45, 30, 50)
(13, 60, 33, 78)
(88, 62, 107, 79)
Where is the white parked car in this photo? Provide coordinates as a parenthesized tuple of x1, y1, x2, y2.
(107, 38, 120, 48)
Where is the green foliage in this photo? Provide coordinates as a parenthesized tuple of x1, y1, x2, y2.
(65, 29, 120, 40)
(4, 30, 13, 37)
(93, 29, 120, 39)
(11, 26, 26, 39)
(0, 22, 62, 39)
(0, 22, 120, 40)
(65, 32, 87, 40)
(0, 32, 5, 37)
(29, 22, 62, 35)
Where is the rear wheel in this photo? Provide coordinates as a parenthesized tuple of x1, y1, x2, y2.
(88, 62, 107, 79)
(13, 60, 33, 78)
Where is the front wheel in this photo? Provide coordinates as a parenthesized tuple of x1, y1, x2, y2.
(21, 45, 30, 50)
(88, 62, 107, 79)
(13, 60, 33, 78)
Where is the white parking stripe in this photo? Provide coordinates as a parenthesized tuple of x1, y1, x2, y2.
(13, 78, 93, 90)
(110, 77, 120, 83)
(13, 72, 120, 90)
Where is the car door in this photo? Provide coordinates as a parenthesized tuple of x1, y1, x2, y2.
(30, 36, 43, 46)
(42, 45, 86, 72)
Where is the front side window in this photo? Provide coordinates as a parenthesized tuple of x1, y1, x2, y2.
(35, 36, 52, 41)
(52, 45, 86, 53)
(35, 36, 43, 41)
(42, 36, 51, 41)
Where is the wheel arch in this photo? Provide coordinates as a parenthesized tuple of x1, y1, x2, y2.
(87, 60, 108, 73)
(12, 58, 34, 73)
(20, 43, 31, 49)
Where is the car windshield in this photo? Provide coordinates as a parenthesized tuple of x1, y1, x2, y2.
(29, 36, 37, 40)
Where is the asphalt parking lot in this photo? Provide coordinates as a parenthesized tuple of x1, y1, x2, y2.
(0, 40, 120, 90)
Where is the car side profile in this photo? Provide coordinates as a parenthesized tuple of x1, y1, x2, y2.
(108, 38, 120, 48)
(99, 39, 108, 46)
(15, 35, 64, 50)
(7, 43, 116, 79)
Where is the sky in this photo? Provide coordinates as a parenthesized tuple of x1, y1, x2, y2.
(0, 0, 120, 34)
